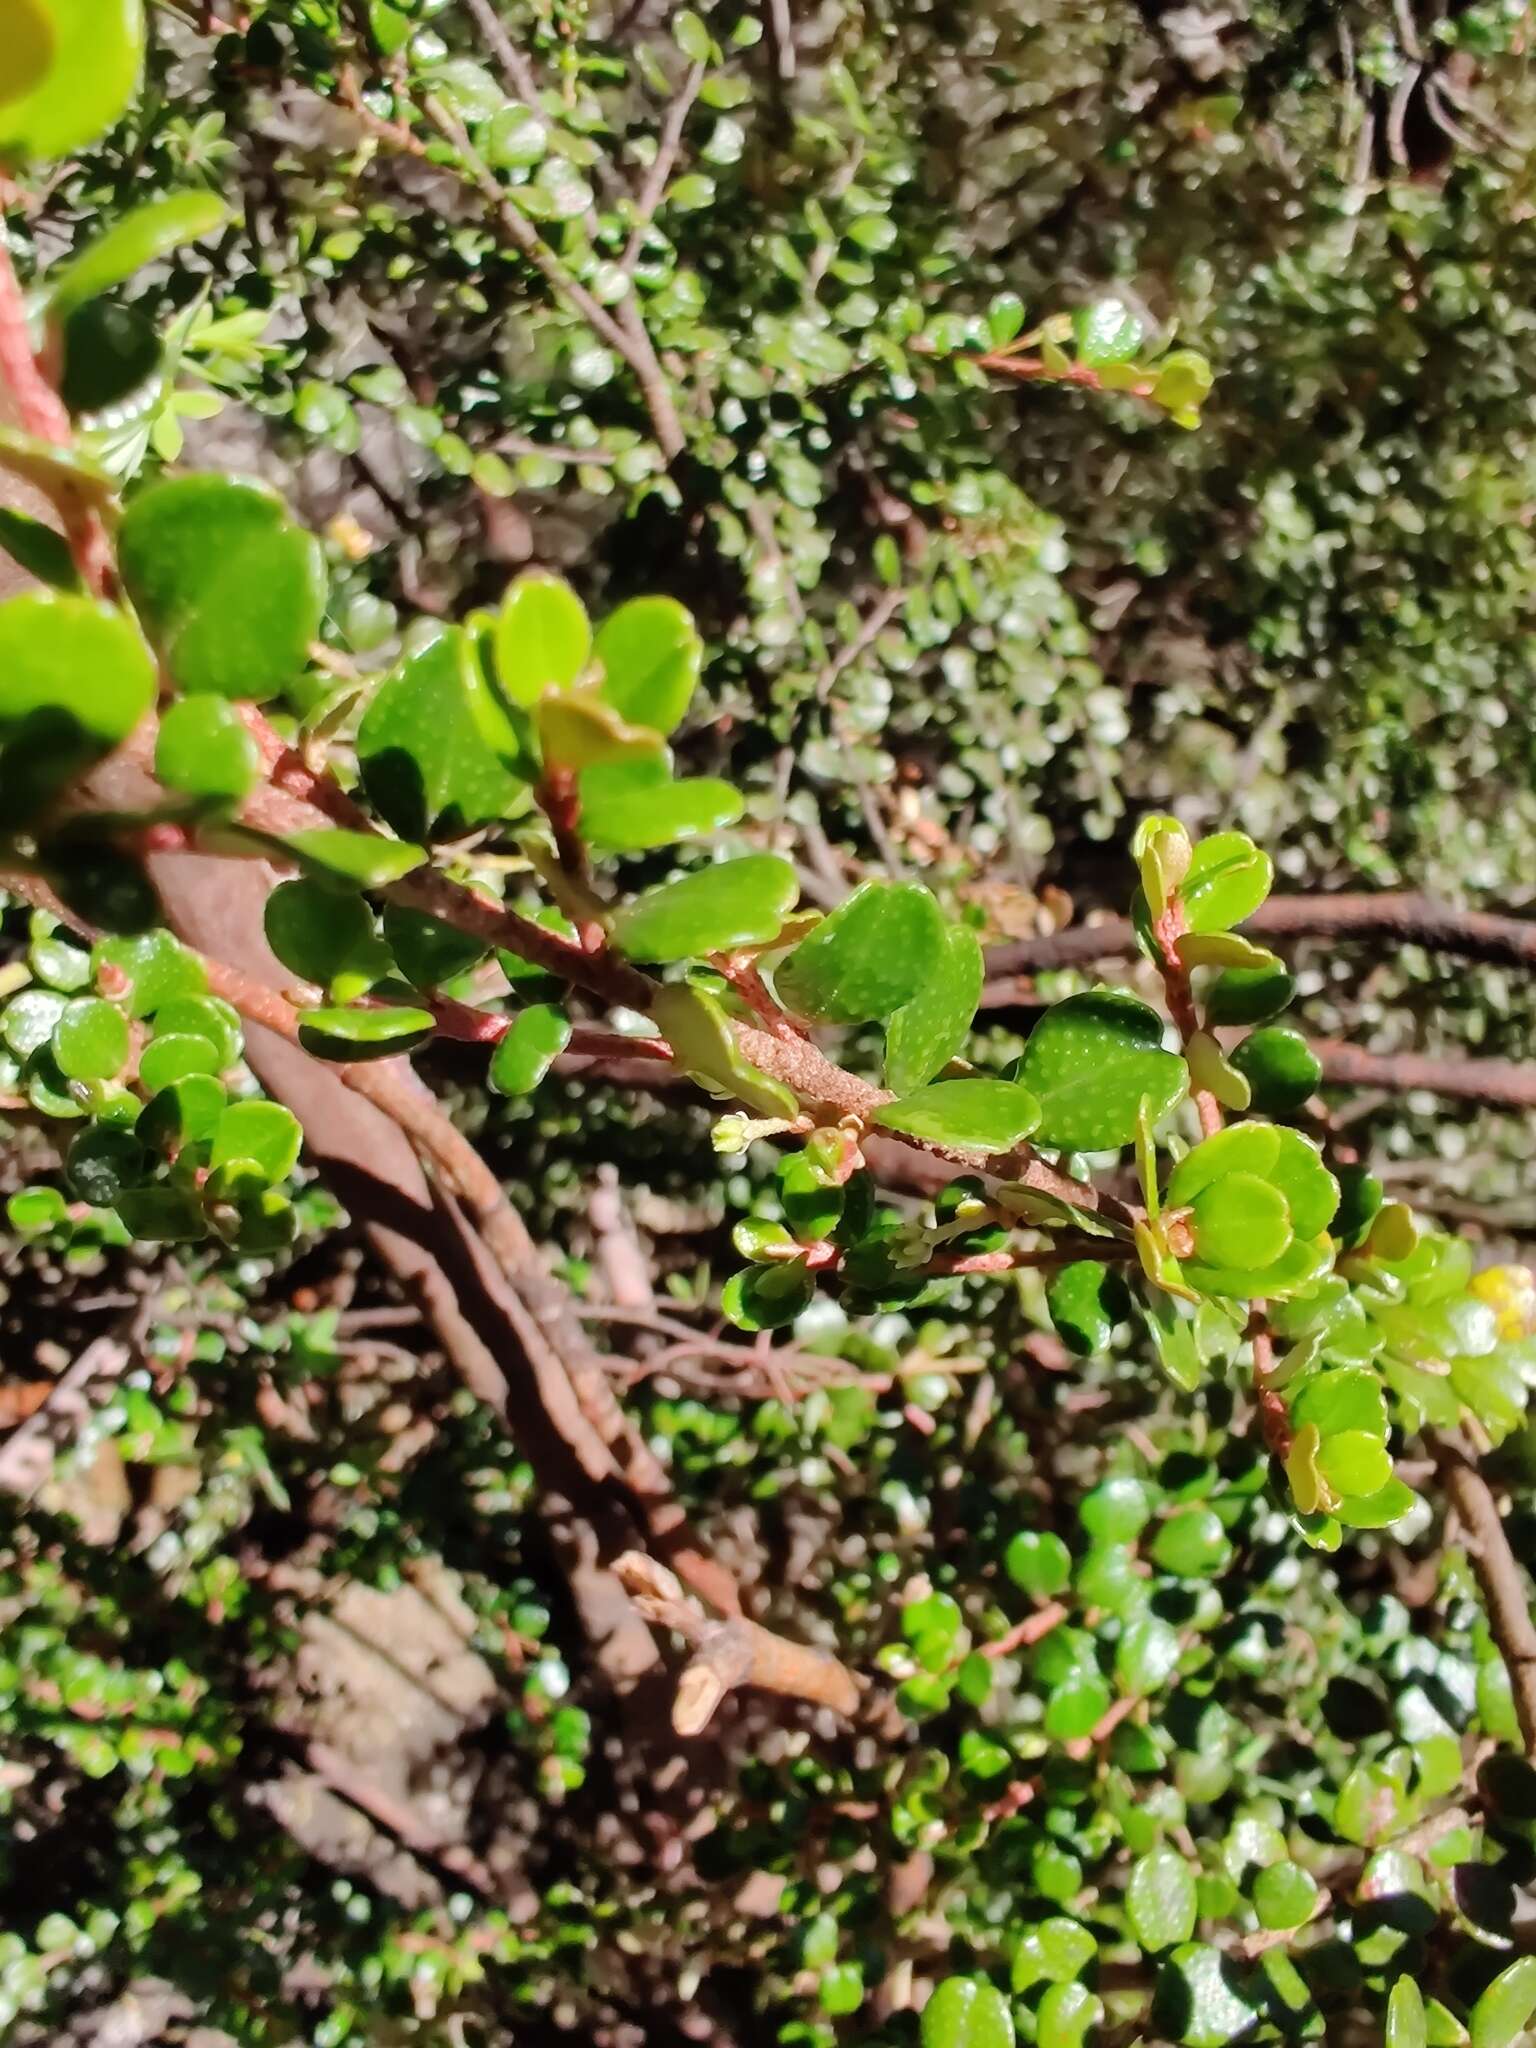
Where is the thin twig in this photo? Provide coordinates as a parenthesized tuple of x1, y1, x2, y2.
(1433, 1436, 1536, 1757)
(614, 1551, 865, 1733)
(621, 60, 706, 273)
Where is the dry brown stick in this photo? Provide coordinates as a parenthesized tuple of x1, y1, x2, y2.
(1309, 1041, 1536, 1112)
(0, 1332, 132, 1497)
(621, 59, 706, 273)
(459, 0, 543, 106)
(615, 1551, 863, 1735)
(1434, 1437, 1536, 1757)
(422, 95, 685, 461)
(982, 890, 1536, 980)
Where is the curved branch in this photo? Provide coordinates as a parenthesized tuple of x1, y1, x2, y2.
(1433, 1437, 1536, 1757)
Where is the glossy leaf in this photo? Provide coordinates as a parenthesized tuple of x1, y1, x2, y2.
(265, 881, 389, 998)
(209, 1100, 302, 1186)
(46, 192, 230, 318)
(1204, 961, 1297, 1026)
(1127, 1846, 1198, 1952)
(921, 1976, 1015, 2048)
(579, 757, 743, 852)
(52, 996, 127, 1082)
(884, 924, 984, 1093)
(154, 696, 259, 804)
(1181, 832, 1273, 933)
(537, 686, 669, 772)
(1189, 1173, 1291, 1271)
(119, 476, 326, 699)
(65, 1125, 144, 1205)
(358, 628, 525, 840)
(1047, 1260, 1120, 1356)
(1005, 1529, 1071, 1599)
(489, 1005, 571, 1094)
(1386, 1978, 1427, 2048)
(1151, 1506, 1230, 1577)
(612, 854, 798, 960)
(775, 882, 944, 1024)
(95, 931, 205, 1017)
(1018, 990, 1186, 1151)
(1151, 1944, 1260, 2048)
(138, 1074, 226, 1153)
(283, 829, 426, 889)
(595, 596, 702, 734)
(875, 1077, 1040, 1154)
(0, 591, 154, 747)
(297, 1005, 435, 1062)
(494, 571, 592, 707)
(1230, 1027, 1321, 1114)
(648, 982, 797, 1119)
(0, 0, 143, 159)
(1251, 1862, 1319, 1932)
(721, 1261, 814, 1332)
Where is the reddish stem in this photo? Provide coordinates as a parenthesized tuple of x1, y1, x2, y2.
(1152, 898, 1221, 1137)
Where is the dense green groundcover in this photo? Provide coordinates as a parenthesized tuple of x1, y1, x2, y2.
(3, 2, 1536, 2046)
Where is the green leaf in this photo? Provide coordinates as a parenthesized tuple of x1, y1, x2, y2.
(52, 996, 128, 1082)
(594, 596, 703, 735)
(673, 9, 713, 62)
(64, 1130, 143, 1204)
(721, 1261, 814, 1332)
(0, 0, 143, 159)
(1018, 990, 1186, 1152)
(647, 983, 797, 1119)
(0, 592, 153, 747)
(489, 1005, 571, 1094)
(140, 1029, 224, 1092)
(95, 931, 205, 1017)
(1127, 1846, 1199, 1952)
(1074, 298, 1145, 367)
(1151, 1506, 1230, 1577)
(612, 854, 799, 961)
(1047, 1260, 1120, 1356)
(876, 1077, 1040, 1154)
(1116, 1613, 1182, 1693)
(1386, 1977, 1427, 2048)
(154, 696, 259, 804)
(382, 906, 487, 990)
(1181, 832, 1273, 933)
(775, 882, 945, 1024)
(266, 880, 389, 999)
(1466, 1949, 1536, 2048)
(1251, 1862, 1319, 1932)
(921, 1977, 1015, 2048)
(1203, 961, 1297, 1026)
(1266, 1128, 1340, 1238)
(283, 829, 426, 889)
(0, 504, 79, 589)
(7, 1185, 67, 1233)
(1045, 1669, 1111, 1741)
(115, 1186, 206, 1243)
(209, 1100, 302, 1185)
(579, 757, 742, 853)
(884, 924, 984, 1092)
(358, 628, 525, 840)
(1315, 1430, 1392, 1499)
(297, 1005, 436, 1062)
(1189, 1173, 1292, 1271)
(1005, 1529, 1071, 1599)
(1151, 1944, 1260, 2048)
(119, 476, 326, 700)
(1291, 1368, 1387, 1441)
(1035, 1982, 1102, 2048)
(46, 192, 230, 318)
(1229, 1027, 1321, 1114)
(537, 686, 668, 772)
(494, 571, 592, 708)
(138, 1074, 226, 1154)
(1081, 1475, 1153, 1544)
(987, 292, 1025, 347)
(1333, 1476, 1417, 1529)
